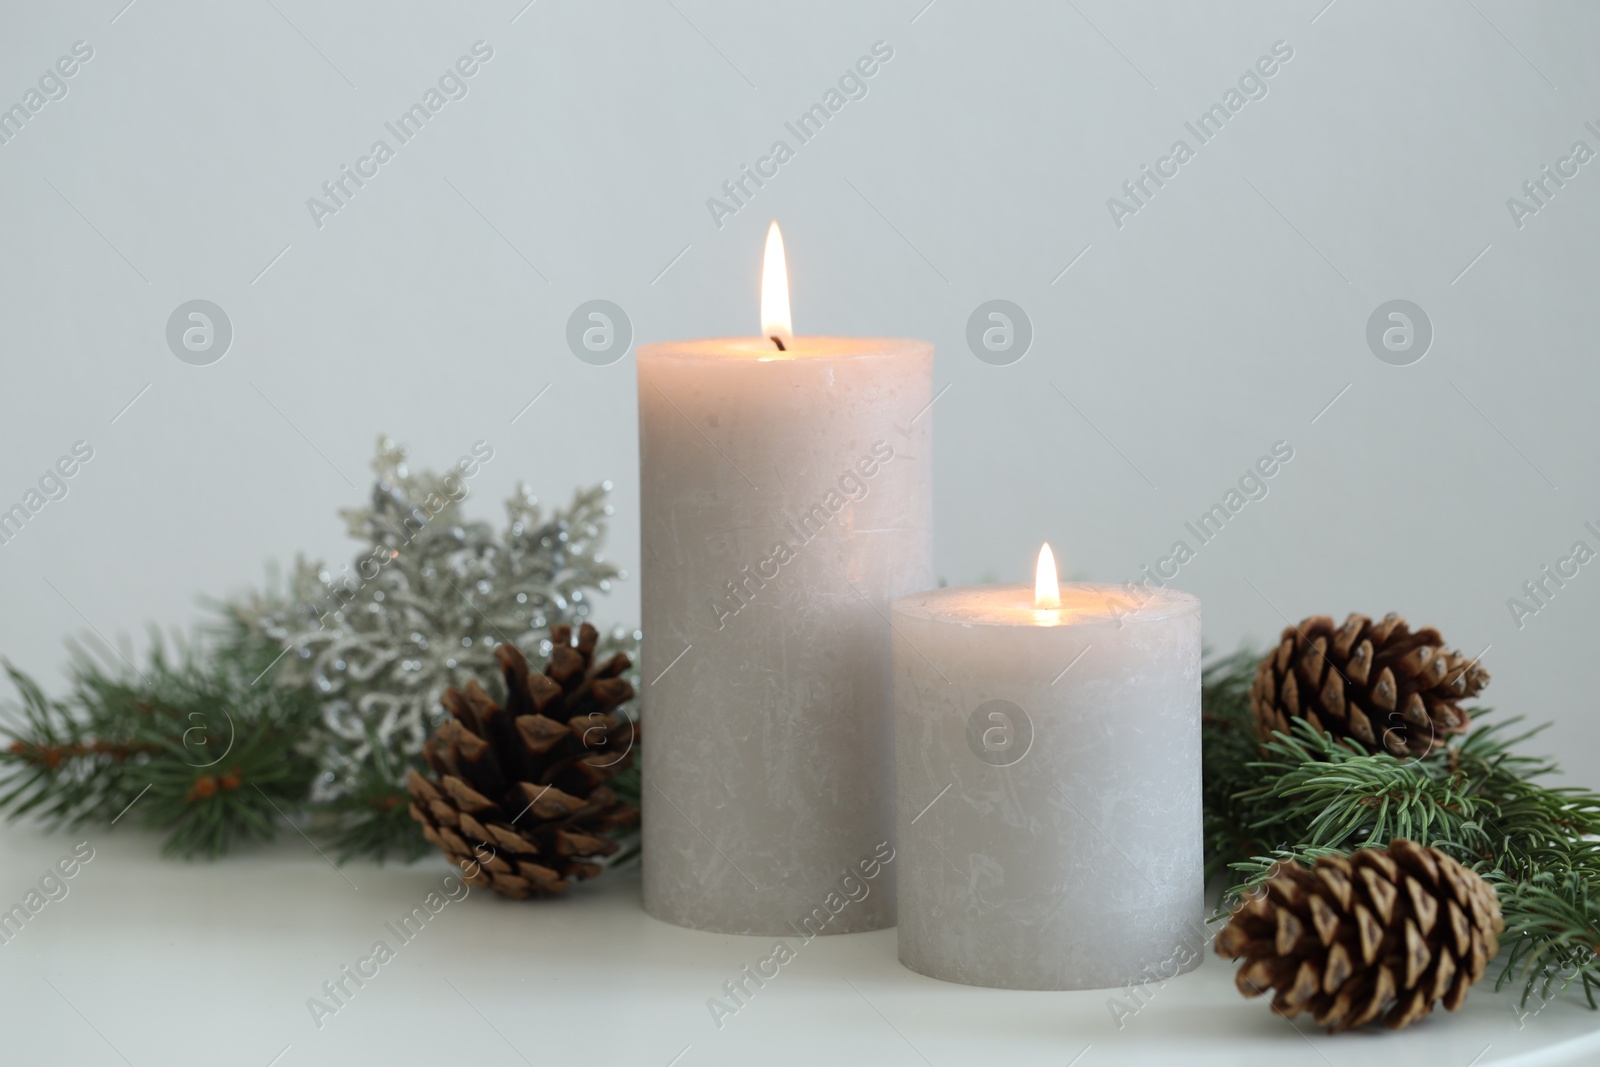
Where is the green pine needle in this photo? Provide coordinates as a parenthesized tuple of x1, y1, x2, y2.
(1201, 647, 1600, 1013)
(312, 731, 432, 865)
(0, 630, 318, 859)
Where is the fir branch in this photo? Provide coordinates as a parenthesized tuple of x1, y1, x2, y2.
(1200, 646, 1600, 1012)
(1491, 861, 1600, 1009)
(0, 630, 319, 859)
(1201, 647, 1263, 881)
(1242, 723, 1491, 855)
(605, 761, 642, 870)
(0, 663, 150, 827)
(313, 729, 431, 864)
(1221, 845, 1355, 909)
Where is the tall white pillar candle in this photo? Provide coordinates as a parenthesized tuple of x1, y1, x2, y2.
(638, 229, 932, 934)
(892, 558, 1203, 989)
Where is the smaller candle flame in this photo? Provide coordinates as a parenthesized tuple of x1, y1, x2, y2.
(761, 221, 793, 349)
(1035, 543, 1061, 609)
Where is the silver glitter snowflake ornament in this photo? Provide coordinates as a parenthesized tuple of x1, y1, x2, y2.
(242, 437, 635, 802)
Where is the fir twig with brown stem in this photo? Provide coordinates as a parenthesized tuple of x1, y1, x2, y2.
(0, 631, 318, 858)
(1202, 649, 1600, 1011)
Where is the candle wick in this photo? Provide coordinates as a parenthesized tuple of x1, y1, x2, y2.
(769, 335, 786, 352)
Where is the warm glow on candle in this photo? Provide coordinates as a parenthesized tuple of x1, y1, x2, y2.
(1034, 543, 1061, 609)
(760, 221, 793, 349)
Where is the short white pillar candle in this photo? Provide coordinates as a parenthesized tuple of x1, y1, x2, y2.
(892, 548, 1203, 989)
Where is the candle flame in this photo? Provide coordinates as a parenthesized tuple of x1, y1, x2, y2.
(760, 221, 793, 348)
(1034, 543, 1061, 609)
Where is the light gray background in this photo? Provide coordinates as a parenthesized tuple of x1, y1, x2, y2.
(2, 0, 1597, 797)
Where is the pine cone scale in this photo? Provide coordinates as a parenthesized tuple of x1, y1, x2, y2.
(1322, 941, 1352, 991)
(1250, 613, 1488, 757)
(407, 624, 638, 898)
(1217, 839, 1504, 1032)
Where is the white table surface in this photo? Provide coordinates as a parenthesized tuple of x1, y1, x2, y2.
(2, 822, 1596, 1067)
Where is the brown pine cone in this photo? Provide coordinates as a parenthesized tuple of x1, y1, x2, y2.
(407, 624, 639, 898)
(1250, 613, 1488, 757)
(1215, 839, 1503, 1032)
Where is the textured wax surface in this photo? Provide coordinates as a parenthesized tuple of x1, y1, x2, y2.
(639, 339, 932, 934)
(893, 588, 1203, 989)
